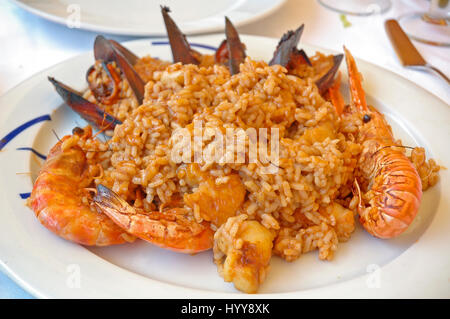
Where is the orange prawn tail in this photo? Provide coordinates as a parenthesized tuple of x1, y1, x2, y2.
(356, 146, 422, 238)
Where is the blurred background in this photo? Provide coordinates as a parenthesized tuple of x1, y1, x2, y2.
(0, 0, 449, 298)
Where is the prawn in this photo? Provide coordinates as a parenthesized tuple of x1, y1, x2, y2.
(93, 184, 214, 254)
(328, 47, 422, 238)
(29, 128, 134, 246)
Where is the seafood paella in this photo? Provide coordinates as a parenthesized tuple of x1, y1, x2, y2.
(28, 7, 440, 293)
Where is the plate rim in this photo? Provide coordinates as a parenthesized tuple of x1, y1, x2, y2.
(0, 34, 449, 298)
(11, 0, 287, 36)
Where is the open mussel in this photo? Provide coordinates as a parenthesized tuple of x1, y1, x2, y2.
(270, 25, 343, 94)
(48, 77, 121, 130)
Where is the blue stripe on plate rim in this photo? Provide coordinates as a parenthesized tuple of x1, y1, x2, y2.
(151, 41, 217, 52)
(0, 115, 51, 150)
(20, 193, 31, 199)
(16, 147, 47, 160)
(0, 114, 51, 198)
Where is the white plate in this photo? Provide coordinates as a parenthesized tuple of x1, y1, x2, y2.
(12, 0, 286, 36)
(0, 35, 449, 298)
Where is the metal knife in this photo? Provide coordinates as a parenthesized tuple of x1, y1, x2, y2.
(385, 19, 450, 85)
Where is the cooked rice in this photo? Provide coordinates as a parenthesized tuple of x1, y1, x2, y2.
(67, 52, 440, 286)
(410, 147, 441, 191)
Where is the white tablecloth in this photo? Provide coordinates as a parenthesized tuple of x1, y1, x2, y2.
(0, 0, 448, 298)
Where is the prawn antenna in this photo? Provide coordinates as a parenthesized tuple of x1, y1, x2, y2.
(52, 129, 61, 142)
(92, 120, 114, 139)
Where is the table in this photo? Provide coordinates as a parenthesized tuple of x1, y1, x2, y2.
(0, 0, 448, 299)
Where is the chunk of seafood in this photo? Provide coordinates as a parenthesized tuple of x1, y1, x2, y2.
(324, 203, 355, 242)
(184, 174, 246, 227)
(214, 215, 274, 294)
